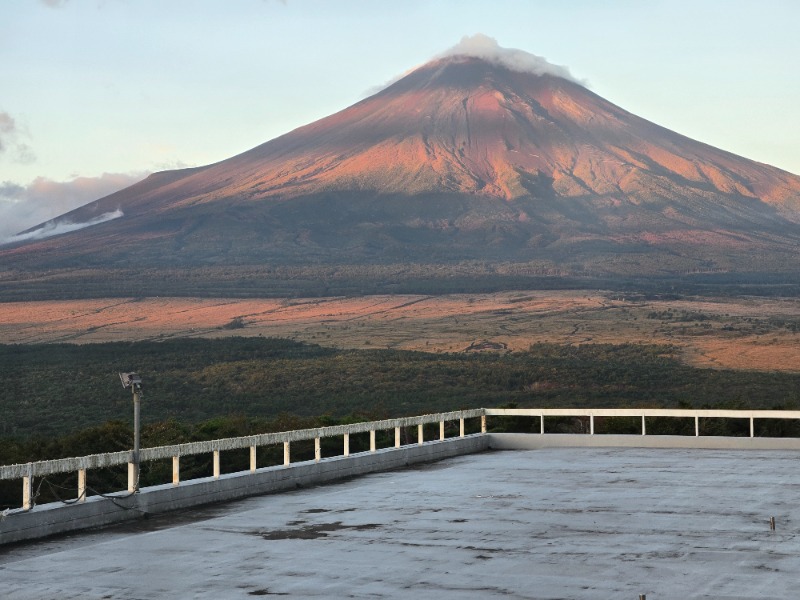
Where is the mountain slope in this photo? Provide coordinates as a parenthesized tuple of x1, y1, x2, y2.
(3, 51, 800, 284)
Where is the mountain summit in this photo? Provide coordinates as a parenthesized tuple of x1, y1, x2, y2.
(3, 37, 800, 290)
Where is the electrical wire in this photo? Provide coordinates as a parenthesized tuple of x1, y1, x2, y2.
(30, 475, 144, 513)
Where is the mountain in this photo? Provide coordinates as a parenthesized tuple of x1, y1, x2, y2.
(3, 43, 800, 298)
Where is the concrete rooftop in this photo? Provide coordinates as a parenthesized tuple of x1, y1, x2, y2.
(2, 447, 799, 599)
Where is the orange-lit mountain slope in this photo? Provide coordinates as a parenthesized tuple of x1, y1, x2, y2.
(3, 54, 800, 277)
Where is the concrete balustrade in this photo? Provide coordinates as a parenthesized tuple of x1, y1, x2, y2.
(6, 408, 800, 508)
(1, 410, 483, 511)
(5, 407, 800, 545)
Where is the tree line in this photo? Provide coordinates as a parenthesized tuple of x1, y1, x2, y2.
(2, 338, 799, 442)
(2, 335, 800, 508)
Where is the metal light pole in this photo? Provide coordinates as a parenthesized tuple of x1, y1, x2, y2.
(119, 372, 143, 492)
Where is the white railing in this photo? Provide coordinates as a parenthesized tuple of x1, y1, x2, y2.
(484, 408, 800, 437)
(0, 409, 486, 511)
(4, 407, 800, 512)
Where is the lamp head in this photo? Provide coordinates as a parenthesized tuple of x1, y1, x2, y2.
(119, 372, 142, 389)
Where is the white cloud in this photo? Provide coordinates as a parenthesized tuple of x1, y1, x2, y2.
(367, 34, 585, 97)
(4, 210, 124, 244)
(0, 111, 37, 164)
(152, 159, 194, 171)
(0, 171, 146, 243)
(437, 34, 583, 85)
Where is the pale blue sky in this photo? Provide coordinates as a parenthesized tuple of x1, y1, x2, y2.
(1, 0, 798, 236)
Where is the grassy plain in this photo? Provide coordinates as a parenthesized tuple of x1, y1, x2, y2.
(2, 291, 799, 372)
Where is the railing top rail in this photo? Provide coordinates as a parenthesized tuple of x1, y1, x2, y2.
(0, 409, 484, 480)
(139, 409, 483, 461)
(485, 408, 800, 419)
(0, 450, 133, 481)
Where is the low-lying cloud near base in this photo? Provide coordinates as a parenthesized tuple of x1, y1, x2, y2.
(6, 210, 125, 244)
(0, 171, 146, 244)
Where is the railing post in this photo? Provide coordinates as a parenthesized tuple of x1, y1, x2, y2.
(459, 418, 465, 438)
(695, 416, 700, 437)
(750, 417, 755, 438)
(540, 414, 544, 434)
(439, 420, 445, 441)
(78, 469, 87, 502)
(213, 450, 221, 479)
(249, 445, 257, 473)
(22, 470, 33, 511)
(481, 415, 487, 434)
(395, 427, 401, 448)
(284, 441, 291, 466)
(128, 462, 137, 493)
(369, 430, 376, 453)
(314, 438, 321, 462)
(590, 415, 594, 435)
(172, 455, 180, 486)
(641, 415, 646, 436)
(418, 423, 424, 445)
(343, 433, 350, 456)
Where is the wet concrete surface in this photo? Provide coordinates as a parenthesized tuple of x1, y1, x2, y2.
(2, 448, 799, 599)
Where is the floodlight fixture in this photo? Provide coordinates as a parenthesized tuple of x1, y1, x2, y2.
(119, 372, 142, 389)
(119, 372, 143, 492)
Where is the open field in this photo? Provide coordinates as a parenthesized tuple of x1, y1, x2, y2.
(2, 291, 800, 372)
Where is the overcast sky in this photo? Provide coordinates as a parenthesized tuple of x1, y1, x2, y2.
(2, 0, 799, 239)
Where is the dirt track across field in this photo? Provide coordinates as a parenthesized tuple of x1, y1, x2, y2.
(1, 291, 799, 372)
